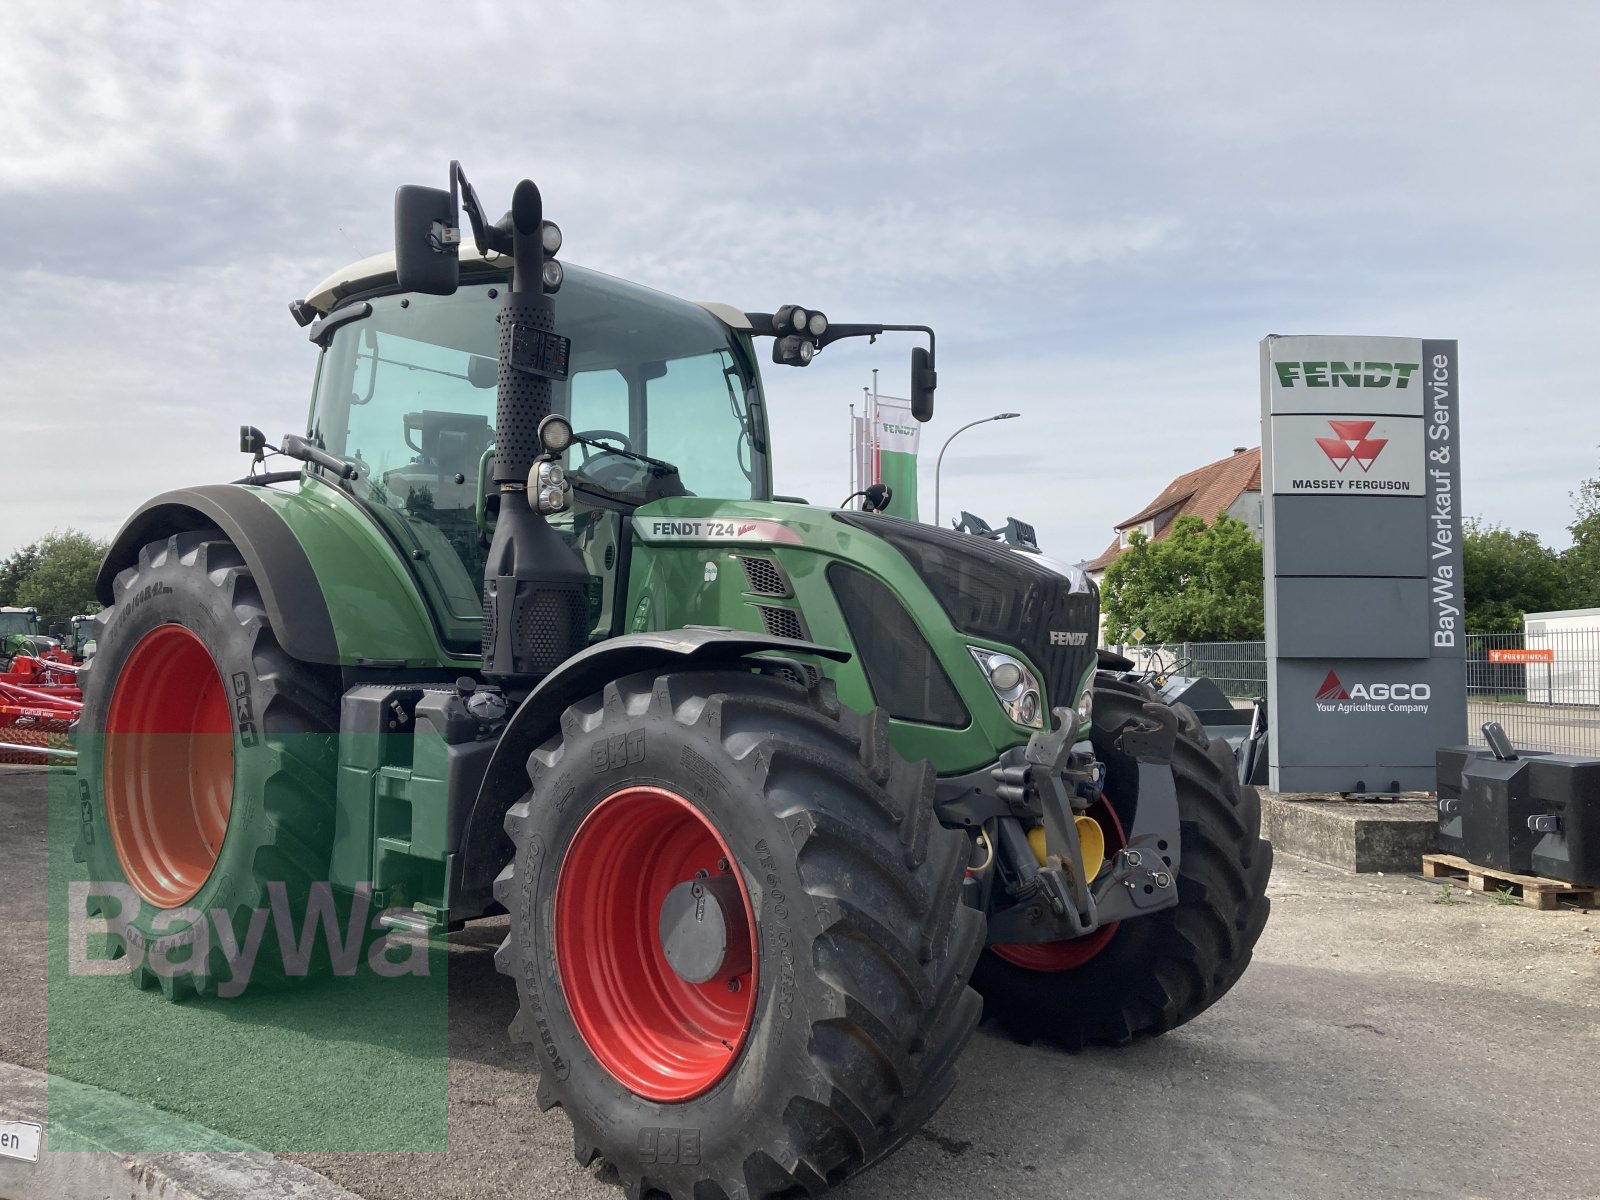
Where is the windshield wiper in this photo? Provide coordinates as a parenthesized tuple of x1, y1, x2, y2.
(573, 434, 679, 476)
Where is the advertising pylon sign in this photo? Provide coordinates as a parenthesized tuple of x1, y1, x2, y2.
(1260, 336, 1467, 792)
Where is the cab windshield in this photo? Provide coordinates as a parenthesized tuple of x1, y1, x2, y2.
(307, 265, 768, 651)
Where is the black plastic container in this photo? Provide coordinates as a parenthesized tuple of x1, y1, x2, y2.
(1437, 745, 1600, 886)
(1460, 756, 1542, 874)
(1523, 755, 1600, 887)
(1434, 746, 1478, 858)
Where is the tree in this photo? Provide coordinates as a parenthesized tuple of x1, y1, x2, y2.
(1564, 475, 1600, 607)
(1100, 514, 1264, 644)
(1462, 519, 1571, 632)
(0, 541, 41, 607)
(10, 530, 109, 633)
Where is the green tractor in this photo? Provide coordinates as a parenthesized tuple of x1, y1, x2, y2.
(61, 613, 98, 662)
(78, 163, 1270, 1198)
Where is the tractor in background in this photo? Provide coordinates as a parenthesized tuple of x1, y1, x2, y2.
(77, 163, 1270, 1199)
(0, 607, 80, 763)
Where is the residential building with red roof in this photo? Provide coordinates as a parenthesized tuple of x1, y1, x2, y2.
(1084, 446, 1263, 585)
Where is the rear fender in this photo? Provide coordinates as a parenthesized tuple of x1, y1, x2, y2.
(95, 486, 338, 665)
(453, 628, 849, 917)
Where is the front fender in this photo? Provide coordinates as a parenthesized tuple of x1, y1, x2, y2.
(454, 628, 850, 917)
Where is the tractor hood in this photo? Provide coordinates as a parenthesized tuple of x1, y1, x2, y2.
(832, 511, 1100, 726)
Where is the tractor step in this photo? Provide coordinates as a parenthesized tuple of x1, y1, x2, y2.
(375, 906, 445, 934)
(1421, 853, 1598, 911)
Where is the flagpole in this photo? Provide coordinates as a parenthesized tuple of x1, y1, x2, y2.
(848, 400, 857, 495)
(870, 369, 880, 486)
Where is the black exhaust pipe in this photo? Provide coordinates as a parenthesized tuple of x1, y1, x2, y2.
(481, 179, 590, 684)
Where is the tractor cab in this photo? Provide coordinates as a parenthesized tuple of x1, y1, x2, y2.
(299, 255, 770, 654)
(0, 606, 45, 661)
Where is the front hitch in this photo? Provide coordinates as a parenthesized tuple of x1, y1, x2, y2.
(984, 701, 1184, 945)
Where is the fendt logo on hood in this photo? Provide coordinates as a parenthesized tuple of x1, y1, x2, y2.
(1314, 670, 1431, 713)
(1314, 420, 1388, 473)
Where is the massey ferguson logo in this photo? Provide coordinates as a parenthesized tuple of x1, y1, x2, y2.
(1315, 420, 1388, 473)
(1049, 630, 1089, 646)
(1315, 670, 1430, 713)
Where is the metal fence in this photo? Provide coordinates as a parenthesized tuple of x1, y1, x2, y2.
(1120, 631, 1600, 755)
(1176, 641, 1267, 700)
(1124, 641, 1266, 701)
(1466, 629, 1600, 756)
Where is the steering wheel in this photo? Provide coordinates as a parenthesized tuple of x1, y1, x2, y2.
(571, 429, 638, 491)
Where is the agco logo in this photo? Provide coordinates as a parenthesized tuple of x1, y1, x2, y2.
(1315, 670, 1430, 704)
(1315, 420, 1388, 473)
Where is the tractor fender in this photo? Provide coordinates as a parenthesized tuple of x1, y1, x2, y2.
(454, 628, 850, 917)
(95, 485, 339, 665)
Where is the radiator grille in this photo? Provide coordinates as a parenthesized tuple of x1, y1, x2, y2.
(827, 563, 968, 728)
(771, 662, 822, 689)
(757, 605, 807, 641)
(834, 511, 1097, 718)
(739, 556, 791, 597)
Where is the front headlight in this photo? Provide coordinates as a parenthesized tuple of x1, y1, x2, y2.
(1076, 684, 1094, 728)
(969, 647, 1043, 729)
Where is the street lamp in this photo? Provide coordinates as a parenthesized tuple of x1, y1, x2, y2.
(934, 412, 1021, 527)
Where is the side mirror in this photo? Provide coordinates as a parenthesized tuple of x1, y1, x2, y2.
(910, 346, 936, 422)
(467, 355, 498, 389)
(394, 184, 460, 296)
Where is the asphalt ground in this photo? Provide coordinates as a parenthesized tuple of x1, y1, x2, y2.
(3, 766, 1598, 1200)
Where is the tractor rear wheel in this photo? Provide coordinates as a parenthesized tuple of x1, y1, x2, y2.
(972, 677, 1271, 1047)
(75, 532, 340, 999)
(494, 669, 983, 1200)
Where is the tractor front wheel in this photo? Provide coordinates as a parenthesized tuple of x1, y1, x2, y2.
(494, 669, 983, 1200)
(972, 678, 1271, 1047)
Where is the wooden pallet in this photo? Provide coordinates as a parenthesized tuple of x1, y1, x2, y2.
(1421, 853, 1598, 911)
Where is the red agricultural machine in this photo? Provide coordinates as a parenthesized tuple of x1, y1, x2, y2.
(0, 606, 81, 763)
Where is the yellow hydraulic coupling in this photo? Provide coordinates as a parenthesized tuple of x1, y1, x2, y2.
(1027, 815, 1106, 882)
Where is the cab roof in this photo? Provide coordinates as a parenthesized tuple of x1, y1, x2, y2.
(302, 248, 752, 332)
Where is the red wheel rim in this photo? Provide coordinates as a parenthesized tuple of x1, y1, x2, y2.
(992, 797, 1127, 973)
(555, 785, 758, 1101)
(103, 624, 234, 908)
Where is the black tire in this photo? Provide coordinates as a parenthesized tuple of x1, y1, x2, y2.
(972, 675, 1271, 1047)
(493, 669, 983, 1200)
(75, 532, 340, 1000)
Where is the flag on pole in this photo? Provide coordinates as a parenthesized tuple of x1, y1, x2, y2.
(872, 395, 920, 521)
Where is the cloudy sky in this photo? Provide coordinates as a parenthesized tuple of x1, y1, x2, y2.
(3, 1, 1596, 564)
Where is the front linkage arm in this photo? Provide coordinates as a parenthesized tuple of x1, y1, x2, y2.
(984, 700, 1183, 945)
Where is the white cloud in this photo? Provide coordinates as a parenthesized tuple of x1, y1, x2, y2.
(1, 0, 1597, 571)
